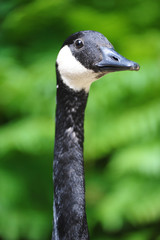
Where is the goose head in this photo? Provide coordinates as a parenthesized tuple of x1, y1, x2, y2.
(56, 30, 140, 92)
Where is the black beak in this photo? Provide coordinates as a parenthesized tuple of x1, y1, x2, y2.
(96, 47, 140, 72)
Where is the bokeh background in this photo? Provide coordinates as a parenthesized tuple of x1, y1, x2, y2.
(0, 0, 160, 239)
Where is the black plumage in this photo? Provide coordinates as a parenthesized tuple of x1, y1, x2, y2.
(53, 71, 89, 239)
(52, 30, 139, 240)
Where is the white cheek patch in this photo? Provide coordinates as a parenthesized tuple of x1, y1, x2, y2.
(56, 45, 98, 92)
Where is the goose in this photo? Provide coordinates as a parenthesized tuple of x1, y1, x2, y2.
(53, 30, 139, 240)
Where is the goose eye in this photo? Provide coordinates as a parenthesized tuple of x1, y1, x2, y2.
(75, 39, 84, 49)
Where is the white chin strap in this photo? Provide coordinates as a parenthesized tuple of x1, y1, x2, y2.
(56, 45, 99, 92)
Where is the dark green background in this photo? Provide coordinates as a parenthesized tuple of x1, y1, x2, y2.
(0, 0, 160, 239)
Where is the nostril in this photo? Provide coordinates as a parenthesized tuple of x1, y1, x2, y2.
(110, 56, 119, 61)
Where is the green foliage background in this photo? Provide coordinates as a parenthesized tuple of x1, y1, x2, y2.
(0, 0, 160, 239)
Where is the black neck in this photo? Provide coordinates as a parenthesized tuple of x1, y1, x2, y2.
(52, 69, 89, 240)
